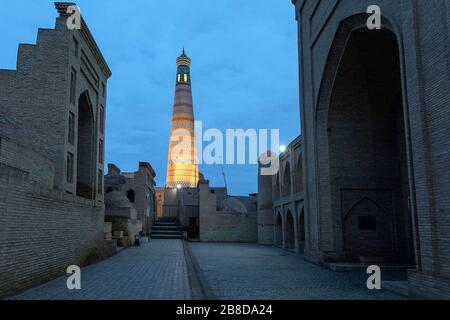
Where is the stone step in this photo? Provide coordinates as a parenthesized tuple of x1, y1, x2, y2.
(152, 226, 179, 230)
(154, 221, 177, 225)
(324, 262, 413, 272)
(151, 234, 184, 239)
(152, 229, 183, 235)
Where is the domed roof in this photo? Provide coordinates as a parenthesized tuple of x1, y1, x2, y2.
(105, 191, 132, 208)
(221, 197, 248, 213)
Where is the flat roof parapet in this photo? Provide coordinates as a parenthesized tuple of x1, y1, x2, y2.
(54, 2, 112, 78)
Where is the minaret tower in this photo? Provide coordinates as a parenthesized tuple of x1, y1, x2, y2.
(166, 49, 199, 188)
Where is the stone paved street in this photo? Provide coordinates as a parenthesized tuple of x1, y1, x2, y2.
(190, 243, 406, 300)
(9, 240, 191, 300)
(7, 240, 407, 300)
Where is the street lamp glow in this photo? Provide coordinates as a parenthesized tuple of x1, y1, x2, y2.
(176, 184, 182, 189)
(280, 145, 287, 153)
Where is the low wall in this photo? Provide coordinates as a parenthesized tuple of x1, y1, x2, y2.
(200, 210, 257, 243)
(0, 163, 104, 298)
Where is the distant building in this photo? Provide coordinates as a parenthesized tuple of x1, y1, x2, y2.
(257, 137, 304, 249)
(105, 162, 157, 244)
(199, 180, 257, 243)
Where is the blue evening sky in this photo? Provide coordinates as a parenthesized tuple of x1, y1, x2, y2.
(0, 0, 300, 195)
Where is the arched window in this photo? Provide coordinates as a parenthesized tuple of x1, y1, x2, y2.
(282, 162, 291, 197)
(295, 155, 303, 193)
(273, 172, 280, 200)
(275, 213, 283, 246)
(184, 74, 188, 82)
(127, 189, 136, 203)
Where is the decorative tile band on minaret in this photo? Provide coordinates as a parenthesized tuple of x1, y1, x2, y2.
(165, 49, 199, 188)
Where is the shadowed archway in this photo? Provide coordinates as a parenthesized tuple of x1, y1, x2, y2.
(298, 208, 305, 253)
(295, 155, 303, 193)
(275, 213, 282, 247)
(285, 210, 295, 249)
(316, 17, 414, 263)
(282, 162, 291, 197)
(76, 91, 95, 200)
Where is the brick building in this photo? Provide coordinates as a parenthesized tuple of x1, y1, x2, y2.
(287, 0, 450, 299)
(258, 137, 305, 251)
(104, 162, 157, 241)
(0, 3, 111, 297)
(199, 179, 257, 243)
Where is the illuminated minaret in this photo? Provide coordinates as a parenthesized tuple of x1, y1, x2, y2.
(166, 49, 199, 188)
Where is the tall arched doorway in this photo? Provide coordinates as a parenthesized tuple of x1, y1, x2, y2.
(275, 213, 282, 247)
(298, 208, 305, 253)
(282, 162, 291, 197)
(295, 156, 303, 193)
(273, 173, 280, 201)
(285, 210, 295, 249)
(76, 91, 95, 200)
(317, 21, 414, 263)
(127, 189, 136, 203)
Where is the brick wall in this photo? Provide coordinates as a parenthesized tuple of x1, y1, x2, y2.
(292, 0, 450, 298)
(200, 210, 257, 243)
(0, 136, 54, 188)
(0, 162, 104, 298)
(199, 181, 257, 243)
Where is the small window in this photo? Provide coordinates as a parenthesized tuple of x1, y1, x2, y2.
(70, 68, 77, 105)
(358, 216, 377, 231)
(127, 189, 136, 203)
(73, 37, 79, 57)
(68, 112, 75, 145)
(184, 74, 188, 82)
(98, 170, 103, 194)
(177, 74, 181, 82)
(99, 139, 104, 164)
(66, 152, 74, 184)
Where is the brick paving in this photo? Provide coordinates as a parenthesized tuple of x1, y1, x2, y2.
(8, 240, 407, 300)
(190, 243, 407, 300)
(9, 239, 191, 300)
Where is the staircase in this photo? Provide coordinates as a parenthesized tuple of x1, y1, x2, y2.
(151, 221, 183, 239)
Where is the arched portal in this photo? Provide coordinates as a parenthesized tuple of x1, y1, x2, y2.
(76, 91, 95, 200)
(298, 208, 305, 253)
(275, 213, 282, 247)
(127, 189, 136, 203)
(285, 210, 295, 249)
(282, 162, 291, 197)
(273, 173, 280, 201)
(317, 23, 413, 263)
(295, 155, 303, 193)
